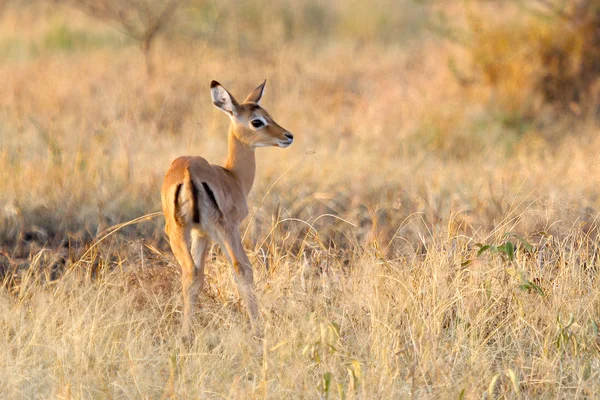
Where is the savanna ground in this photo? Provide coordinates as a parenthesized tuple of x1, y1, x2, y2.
(1, 1, 600, 398)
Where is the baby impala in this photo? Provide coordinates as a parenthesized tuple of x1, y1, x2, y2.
(161, 80, 293, 339)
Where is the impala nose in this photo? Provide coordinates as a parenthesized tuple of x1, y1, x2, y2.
(285, 132, 294, 141)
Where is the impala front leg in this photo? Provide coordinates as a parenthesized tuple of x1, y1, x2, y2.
(219, 226, 261, 332)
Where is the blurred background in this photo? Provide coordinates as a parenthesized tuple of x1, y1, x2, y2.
(3, 2, 600, 397)
(1, 0, 599, 256)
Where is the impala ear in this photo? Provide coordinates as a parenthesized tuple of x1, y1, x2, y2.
(211, 80, 240, 117)
(243, 79, 266, 104)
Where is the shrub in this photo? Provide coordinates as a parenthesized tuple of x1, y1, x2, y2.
(437, 0, 600, 124)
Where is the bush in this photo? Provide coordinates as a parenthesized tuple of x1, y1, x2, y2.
(438, 0, 600, 124)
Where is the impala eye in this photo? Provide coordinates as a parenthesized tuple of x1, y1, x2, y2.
(251, 119, 264, 128)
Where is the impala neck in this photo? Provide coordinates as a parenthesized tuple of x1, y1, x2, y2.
(224, 124, 256, 197)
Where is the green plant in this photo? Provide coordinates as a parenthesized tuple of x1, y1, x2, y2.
(476, 233, 533, 262)
(474, 233, 545, 296)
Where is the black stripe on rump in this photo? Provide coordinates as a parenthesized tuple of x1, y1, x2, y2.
(201, 182, 222, 216)
(174, 183, 184, 226)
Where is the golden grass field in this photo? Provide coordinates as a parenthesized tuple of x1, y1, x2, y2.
(1, 1, 600, 398)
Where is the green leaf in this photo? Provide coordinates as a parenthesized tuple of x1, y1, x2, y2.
(583, 360, 592, 381)
(509, 233, 534, 253)
(461, 259, 473, 267)
(518, 279, 545, 297)
(323, 372, 333, 397)
(518, 284, 529, 292)
(336, 382, 345, 400)
(528, 281, 545, 297)
(565, 314, 575, 330)
(505, 241, 515, 261)
(477, 245, 492, 256)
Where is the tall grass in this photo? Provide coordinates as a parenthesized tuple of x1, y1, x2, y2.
(1, 1, 600, 398)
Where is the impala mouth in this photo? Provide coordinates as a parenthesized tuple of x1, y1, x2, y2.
(277, 139, 293, 148)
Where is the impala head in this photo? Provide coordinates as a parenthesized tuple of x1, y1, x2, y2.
(210, 80, 293, 148)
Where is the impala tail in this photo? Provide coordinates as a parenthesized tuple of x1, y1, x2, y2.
(173, 168, 222, 228)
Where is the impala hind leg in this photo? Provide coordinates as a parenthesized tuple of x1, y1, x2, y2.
(218, 227, 261, 332)
(190, 229, 210, 303)
(168, 227, 197, 341)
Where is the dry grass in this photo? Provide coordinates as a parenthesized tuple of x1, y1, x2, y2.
(1, 2, 600, 399)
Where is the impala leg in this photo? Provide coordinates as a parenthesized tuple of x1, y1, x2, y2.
(190, 230, 209, 305)
(218, 227, 261, 331)
(168, 228, 197, 341)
